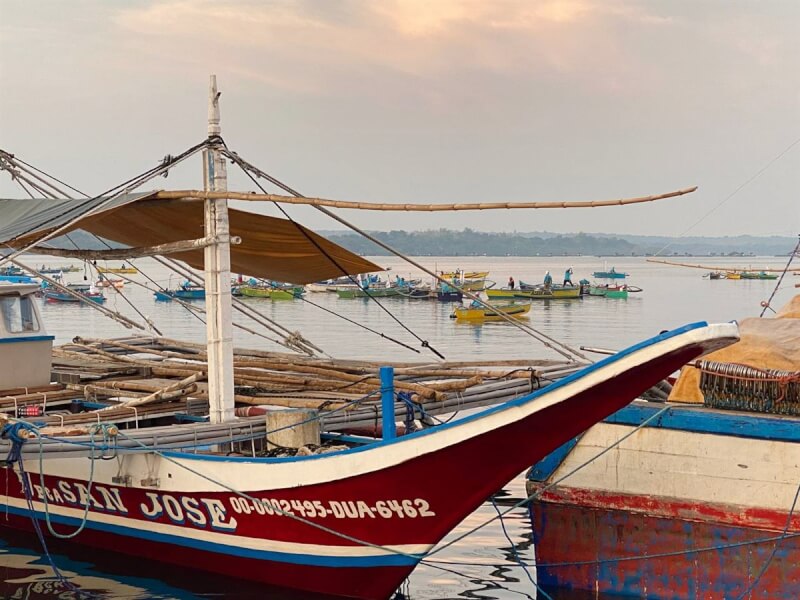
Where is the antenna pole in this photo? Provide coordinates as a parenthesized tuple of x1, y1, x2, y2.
(203, 75, 235, 423)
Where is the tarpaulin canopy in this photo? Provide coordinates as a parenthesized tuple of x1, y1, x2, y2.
(669, 294, 800, 403)
(0, 194, 380, 284)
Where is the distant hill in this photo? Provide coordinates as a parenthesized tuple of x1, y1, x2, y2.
(318, 229, 796, 257)
(10, 229, 793, 258)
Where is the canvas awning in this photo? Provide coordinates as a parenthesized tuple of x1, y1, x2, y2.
(0, 194, 380, 284)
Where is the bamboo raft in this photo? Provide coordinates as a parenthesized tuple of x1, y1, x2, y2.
(1, 336, 590, 438)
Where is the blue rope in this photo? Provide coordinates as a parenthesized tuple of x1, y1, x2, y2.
(397, 391, 420, 434)
(16, 447, 98, 597)
(491, 496, 553, 600)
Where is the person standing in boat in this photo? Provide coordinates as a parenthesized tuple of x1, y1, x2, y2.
(563, 267, 574, 286)
(508, 276, 515, 290)
(543, 270, 553, 290)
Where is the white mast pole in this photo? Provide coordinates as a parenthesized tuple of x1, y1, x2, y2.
(203, 74, 235, 424)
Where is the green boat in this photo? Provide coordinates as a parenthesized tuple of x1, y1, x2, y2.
(487, 286, 580, 300)
(336, 287, 400, 299)
(589, 284, 642, 299)
(239, 285, 304, 299)
(740, 271, 778, 280)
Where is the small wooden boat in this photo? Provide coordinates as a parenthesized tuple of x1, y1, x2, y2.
(451, 301, 532, 322)
(97, 265, 138, 274)
(336, 286, 400, 299)
(507, 284, 582, 299)
(439, 271, 489, 280)
(741, 271, 778, 280)
(725, 272, 742, 280)
(705, 271, 723, 280)
(38, 265, 81, 274)
(400, 286, 433, 299)
(589, 284, 642, 299)
(43, 290, 106, 303)
(238, 284, 304, 299)
(592, 268, 627, 279)
(154, 285, 205, 301)
(95, 276, 125, 289)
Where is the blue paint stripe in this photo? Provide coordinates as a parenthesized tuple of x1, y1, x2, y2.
(527, 402, 800, 482)
(163, 321, 713, 465)
(0, 335, 55, 344)
(5, 505, 420, 568)
(527, 436, 580, 482)
(605, 402, 800, 443)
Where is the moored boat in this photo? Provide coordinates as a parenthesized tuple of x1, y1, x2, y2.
(493, 283, 581, 300)
(0, 76, 727, 600)
(154, 284, 206, 301)
(592, 267, 627, 279)
(527, 293, 800, 599)
(451, 301, 532, 321)
(97, 265, 138, 274)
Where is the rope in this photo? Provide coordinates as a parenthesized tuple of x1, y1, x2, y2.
(491, 496, 553, 600)
(222, 145, 445, 360)
(654, 134, 800, 257)
(760, 235, 799, 317)
(426, 404, 671, 557)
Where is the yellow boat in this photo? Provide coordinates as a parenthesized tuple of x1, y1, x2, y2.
(486, 286, 580, 300)
(97, 266, 138, 274)
(451, 302, 531, 322)
(439, 271, 489, 280)
(725, 272, 742, 280)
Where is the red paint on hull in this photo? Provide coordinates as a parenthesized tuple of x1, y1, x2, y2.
(530, 489, 800, 598)
(1, 344, 709, 599)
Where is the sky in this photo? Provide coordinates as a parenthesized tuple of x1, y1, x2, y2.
(0, 0, 798, 237)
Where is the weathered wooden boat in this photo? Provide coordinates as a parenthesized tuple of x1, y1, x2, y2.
(154, 284, 206, 301)
(492, 284, 581, 300)
(451, 301, 532, 321)
(399, 286, 433, 299)
(43, 290, 106, 304)
(95, 277, 125, 289)
(706, 271, 723, 279)
(38, 265, 81, 274)
(592, 268, 627, 279)
(336, 286, 400, 299)
(0, 77, 721, 600)
(238, 284, 304, 300)
(588, 284, 642, 299)
(436, 289, 462, 302)
(741, 271, 779, 280)
(439, 271, 489, 280)
(527, 293, 799, 599)
(97, 265, 138, 274)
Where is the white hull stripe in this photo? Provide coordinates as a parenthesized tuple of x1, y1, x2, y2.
(31, 323, 739, 493)
(2, 497, 427, 566)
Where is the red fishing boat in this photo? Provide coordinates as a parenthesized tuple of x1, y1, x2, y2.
(0, 77, 733, 600)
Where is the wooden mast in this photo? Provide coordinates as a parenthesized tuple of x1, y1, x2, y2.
(202, 75, 235, 424)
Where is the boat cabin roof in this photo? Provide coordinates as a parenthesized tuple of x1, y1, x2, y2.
(0, 282, 40, 297)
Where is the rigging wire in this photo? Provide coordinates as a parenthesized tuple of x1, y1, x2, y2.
(0, 148, 319, 353)
(222, 147, 585, 362)
(223, 146, 441, 359)
(759, 235, 800, 317)
(247, 276, 421, 354)
(0, 139, 211, 269)
(654, 133, 800, 257)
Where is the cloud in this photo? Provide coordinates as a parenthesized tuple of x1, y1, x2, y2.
(111, 0, 676, 96)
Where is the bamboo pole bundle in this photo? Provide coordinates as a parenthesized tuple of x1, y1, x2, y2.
(155, 187, 698, 212)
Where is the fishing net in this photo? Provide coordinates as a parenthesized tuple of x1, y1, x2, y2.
(669, 294, 800, 413)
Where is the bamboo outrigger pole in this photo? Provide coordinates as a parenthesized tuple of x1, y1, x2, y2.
(155, 187, 698, 211)
(646, 258, 800, 272)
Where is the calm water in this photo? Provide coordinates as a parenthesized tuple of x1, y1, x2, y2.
(2, 254, 796, 599)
